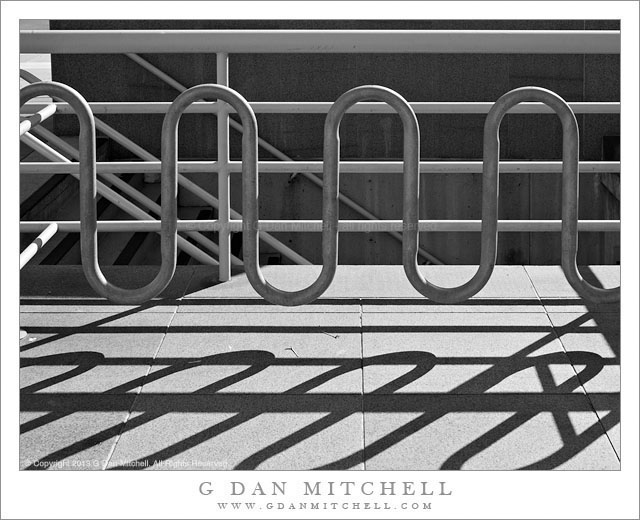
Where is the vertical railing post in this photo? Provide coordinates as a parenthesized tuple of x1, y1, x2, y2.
(217, 52, 231, 282)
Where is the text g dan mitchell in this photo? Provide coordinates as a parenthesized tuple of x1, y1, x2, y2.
(198, 480, 453, 497)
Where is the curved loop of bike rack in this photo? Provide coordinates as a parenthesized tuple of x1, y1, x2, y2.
(246, 85, 423, 306)
(242, 85, 337, 306)
(20, 82, 177, 304)
(159, 84, 301, 306)
(20, 83, 619, 305)
(485, 87, 620, 304)
(403, 103, 495, 304)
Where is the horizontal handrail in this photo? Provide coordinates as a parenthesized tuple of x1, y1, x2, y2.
(20, 29, 620, 54)
(19, 160, 621, 175)
(20, 220, 621, 233)
(21, 101, 621, 115)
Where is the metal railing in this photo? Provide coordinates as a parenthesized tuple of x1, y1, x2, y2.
(20, 80, 620, 305)
(20, 29, 620, 54)
(19, 28, 621, 305)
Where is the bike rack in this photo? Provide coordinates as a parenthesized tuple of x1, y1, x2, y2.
(484, 87, 620, 304)
(19, 81, 621, 306)
(21, 82, 178, 305)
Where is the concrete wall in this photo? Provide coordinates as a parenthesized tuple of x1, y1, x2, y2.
(49, 20, 620, 265)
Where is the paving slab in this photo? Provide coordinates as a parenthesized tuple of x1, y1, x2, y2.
(21, 363, 148, 394)
(107, 397, 363, 470)
(363, 403, 619, 470)
(177, 299, 361, 314)
(362, 313, 578, 394)
(168, 310, 360, 330)
(548, 313, 620, 391)
(20, 265, 195, 313)
(525, 265, 620, 313)
(184, 265, 539, 300)
(19, 312, 171, 396)
(587, 393, 621, 457)
(20, 299, 178, 314)
(182, 266, 360, 313)
(547, 312, 620, 457)
(363, 300, 544, 313)
(19, 311, 173, 395)
(18, 265, 621, 471)
(19, 409, 132, 470)
(143, 312, 362, 395)
(20, 343, 155, 395)
(20, 331, 166, 359)
(19, 311, 175, 332)
(540, 299, 620, 313)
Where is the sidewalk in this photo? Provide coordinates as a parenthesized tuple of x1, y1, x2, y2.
(19, 265, 620, 470)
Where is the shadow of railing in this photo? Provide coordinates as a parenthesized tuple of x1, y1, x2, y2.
(19, 304, 620, 470)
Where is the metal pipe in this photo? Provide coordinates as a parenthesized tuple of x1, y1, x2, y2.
(21, 100, 622, 115)
(19, 103, 56, 136)
(20, 29, 621, 54)
(484, 87, 620, 304)
(156, 84, 318, 305)
(20, 219, 621, 234)
(230, 83, 337, 307)
(29, 125, 242, 266)
(217, 53, 231, 282)
(20, 82, 180, 304)
(20, 159, 621, 175)
(125, 54, 440, 264)
(318, 86, 473, 304)
(20, 131, 217, 266)
(20, 69, 308, 267)
(149, 86, 318, 303)
(20, 223, 58, 269)
(126, 53, 188, 92)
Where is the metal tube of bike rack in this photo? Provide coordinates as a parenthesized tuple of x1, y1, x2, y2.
(483, 87, 620, 304)
(163, 85, 259, 280)
(21, 82, 178, 304)
(28, 124, 242, 266)
(245, 84, 339, 306)
(244, 84, 426, 305)
(217, 53, 232, 282)
(404, 86, 621, 304)
(20, 223, 58, 269)
(159, 84, 317, 302)
(404, 115, 497, 303)
(19, 103, 56, 136)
